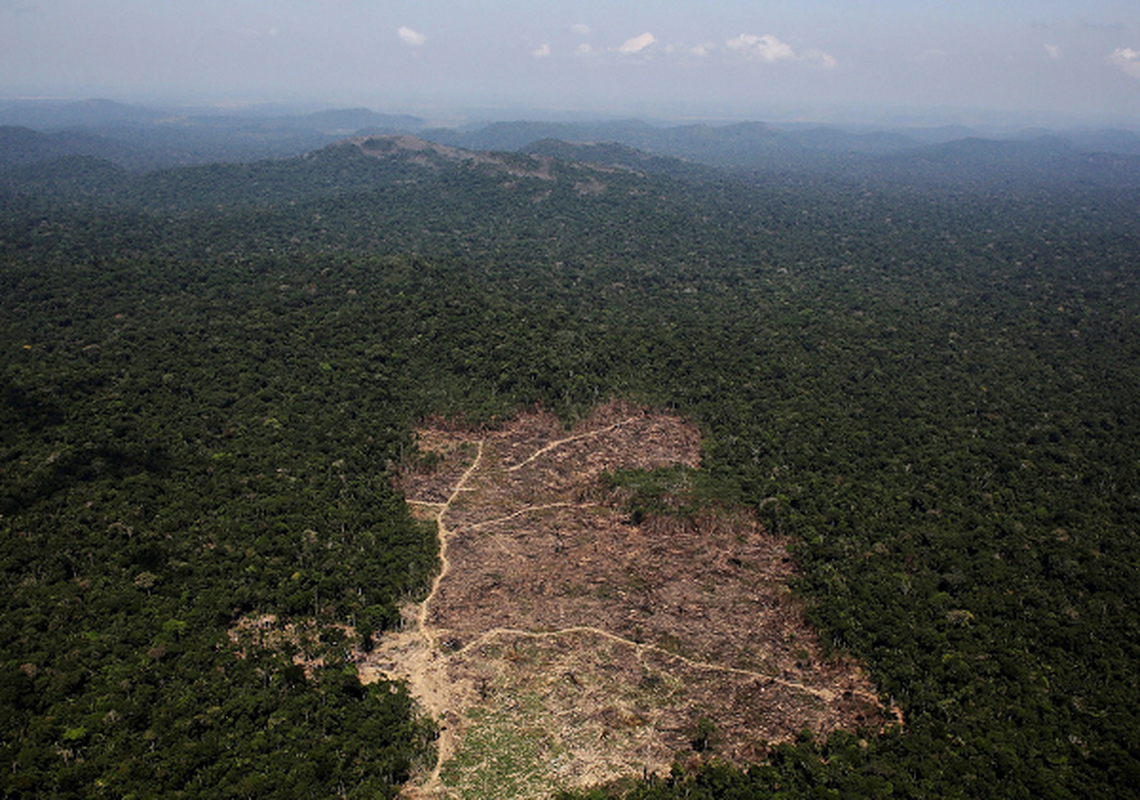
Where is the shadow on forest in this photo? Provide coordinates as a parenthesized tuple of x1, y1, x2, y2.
(1, 436, 171, 516)
(0, 379, 64, 436)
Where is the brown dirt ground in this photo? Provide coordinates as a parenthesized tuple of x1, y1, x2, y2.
(357, 401, 890, 799)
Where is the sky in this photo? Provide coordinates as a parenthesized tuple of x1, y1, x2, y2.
(2, 0, 1140, 125)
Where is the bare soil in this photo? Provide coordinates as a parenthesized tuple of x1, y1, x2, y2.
(358, 401, 889, 799)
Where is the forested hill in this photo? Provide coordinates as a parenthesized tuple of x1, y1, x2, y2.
(2, 125, 1140, 797)
(0, 126, 144, 170)
(422, 119, 1140, 185)
(0, 133, 769, 270)
(0, 133, 669, 211)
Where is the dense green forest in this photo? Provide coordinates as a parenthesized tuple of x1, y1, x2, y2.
(2, 128, 1140, 797)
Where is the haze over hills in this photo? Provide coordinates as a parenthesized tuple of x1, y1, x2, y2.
(5, 99, 1140, 199)
(0, 99, 426, 134)
(0, 100, 428, 169)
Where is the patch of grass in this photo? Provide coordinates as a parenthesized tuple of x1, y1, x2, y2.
(636, 669, 685, 704)
(441, 700, 569, 799)
(601, 464, 734, 518)
(654, 632, 689, 659)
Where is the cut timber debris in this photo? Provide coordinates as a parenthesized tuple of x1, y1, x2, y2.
(358, 401, 890, 799)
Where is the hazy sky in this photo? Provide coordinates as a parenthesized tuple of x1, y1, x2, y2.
(3, 0, 1140, 123)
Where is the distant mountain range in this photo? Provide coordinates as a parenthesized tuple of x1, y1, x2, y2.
(0, 98, 424, 134)
(0, 99, 426, 169)
(421, 119, 920, 165)
(0, 125, 141, 168)
(3, 98, 1140, 192)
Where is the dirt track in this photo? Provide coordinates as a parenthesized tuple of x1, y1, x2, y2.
(359, 402, 888, 798)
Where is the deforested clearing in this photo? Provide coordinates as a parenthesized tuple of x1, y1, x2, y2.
(361, 402, 890, 798)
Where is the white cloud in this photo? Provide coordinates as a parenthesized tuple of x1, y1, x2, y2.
(532, 43, 551, 58)
(726, 33, 795, 63)
(576, 43, 595, 57)
(691, 44, 711, 57)
(1109, 47, 1140, 78)
(397, 26, 425, 47)
(806, 48, 837, 69)
(723, 33, 834, 68)
(1045, 44, 1061, 59)
(617, 32, 656, 55)
(571, 24, 590, 36)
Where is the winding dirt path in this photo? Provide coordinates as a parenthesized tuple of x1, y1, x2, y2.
(361, 403, 888, 799)
(504, 417, 636, 473)
(375, 441, 484, 798)
(452, 625, 882, 706)
(416, 440, 484, 648)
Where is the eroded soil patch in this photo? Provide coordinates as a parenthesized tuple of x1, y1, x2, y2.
(359, 402, 887, 798)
